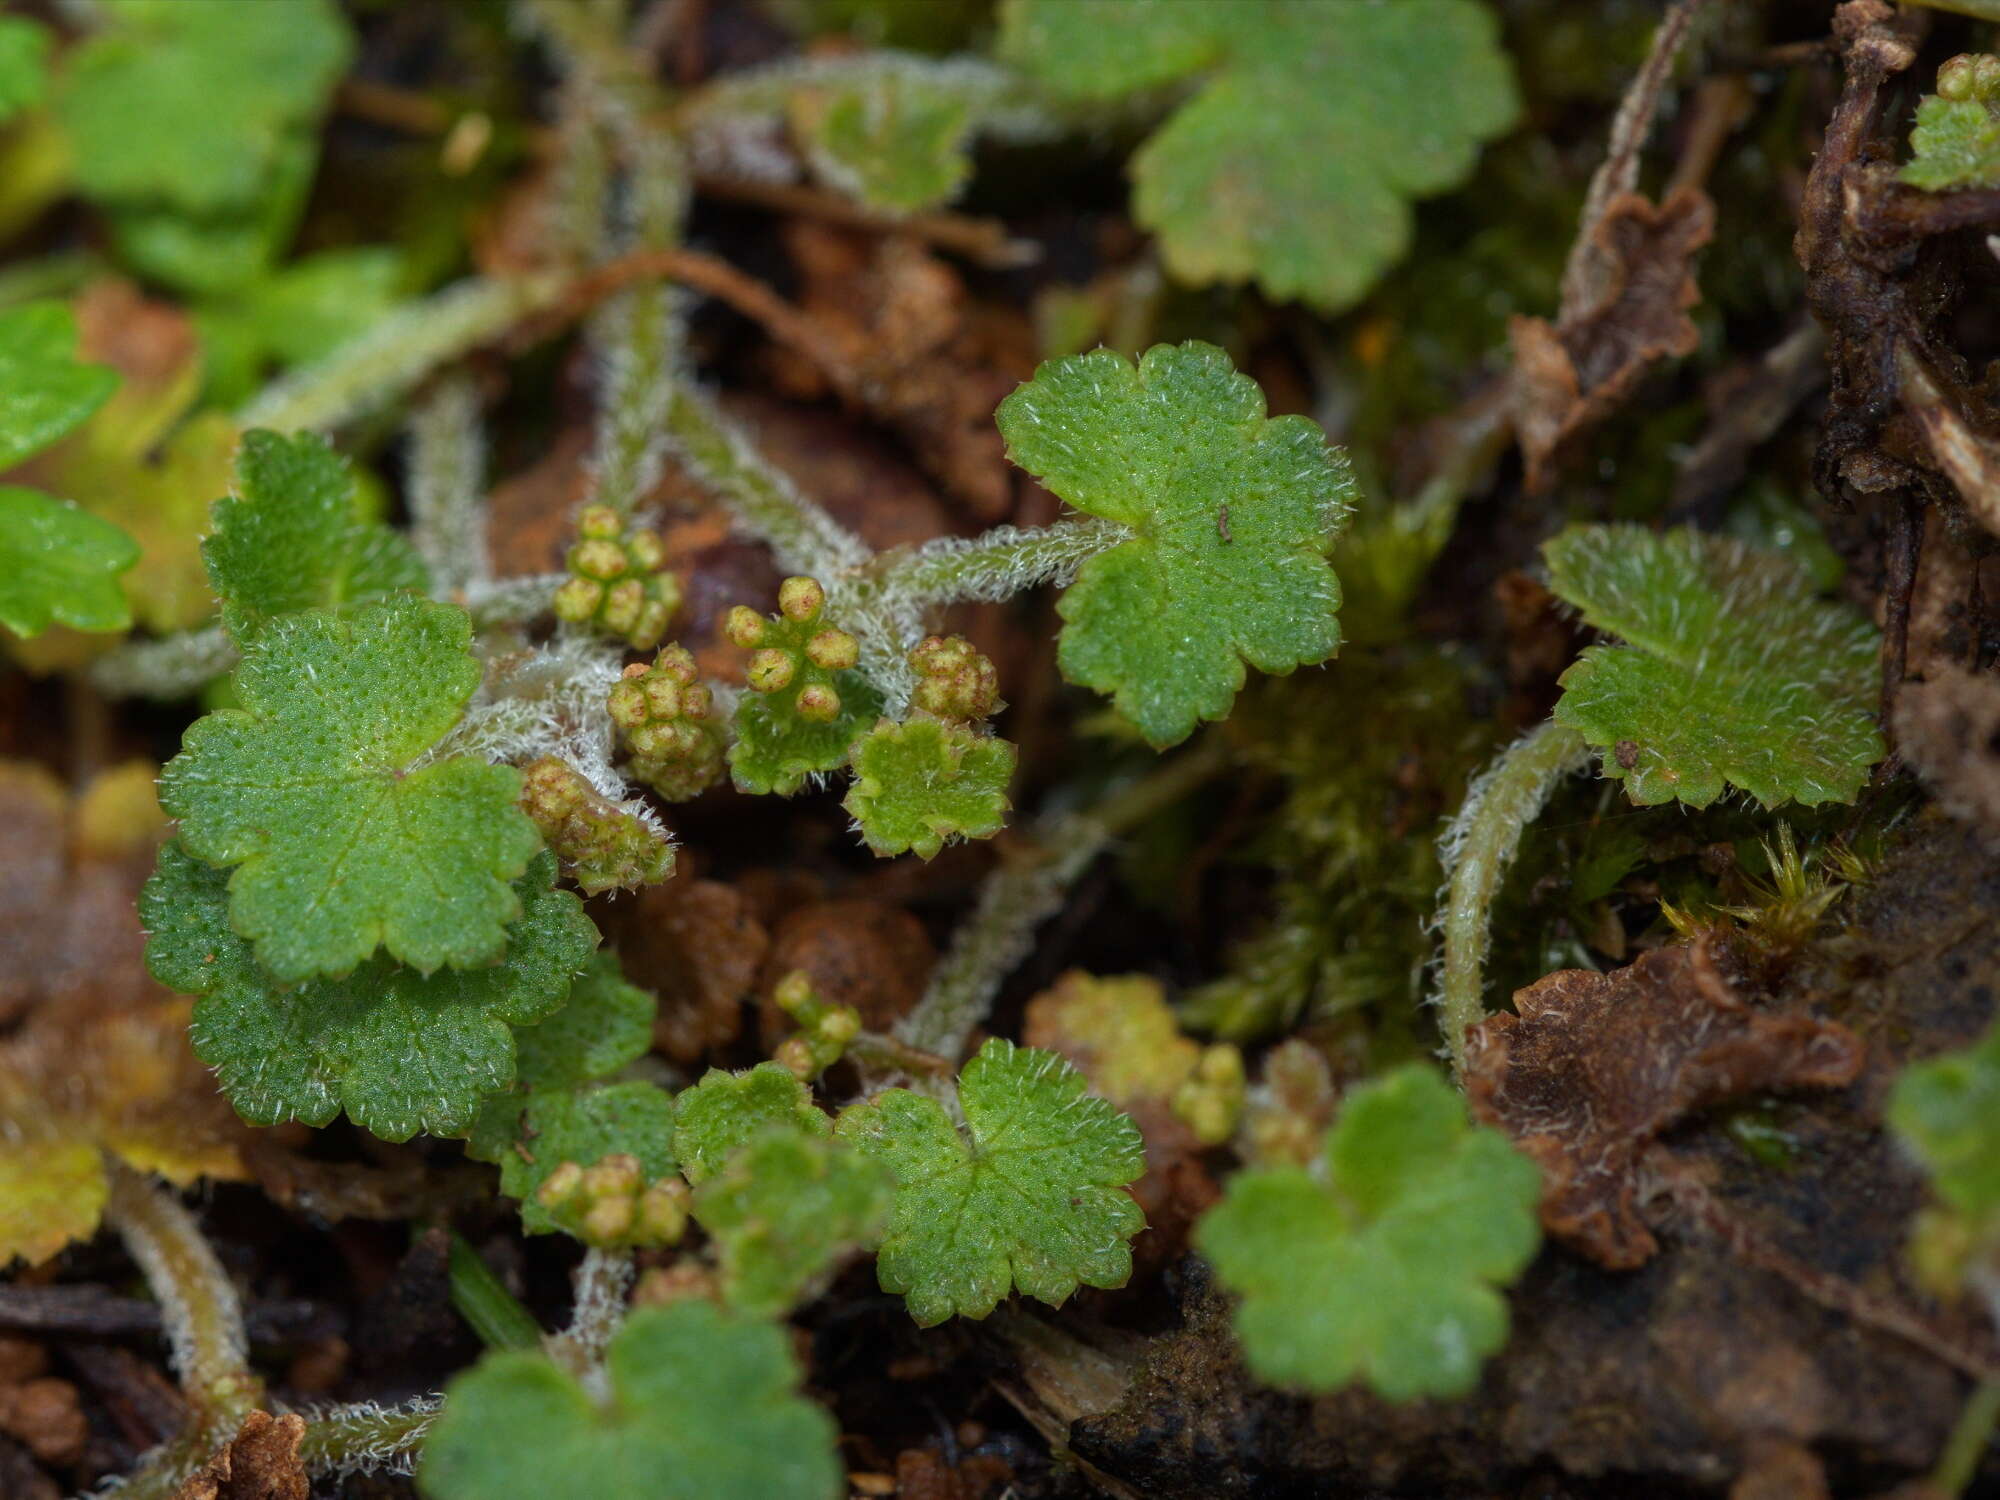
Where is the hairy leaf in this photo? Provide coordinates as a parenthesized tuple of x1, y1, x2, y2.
(1544, 525, 1884, 807)
(0, 487, 140, 638)
(56, 0, 351, 216)
(0, 301, 118, 471)
(203, 429, 427, 642)
(421, 1301, 841, 1500)
(512, 953, 657, 1092)
(674, 1063, 831, 1186)
(838, 1038, 1145, 1325)
(694, 1130, 892, 1317)
(997, 342, 1353, 745)
(1000, 0, 1518, 310)
(157, 596, 541, 980)
(1195, 1064, 1542, 1399)
(794, 66, 977, 213)
(144, 843, 596, 1141)
(842, 717, 1014, 859)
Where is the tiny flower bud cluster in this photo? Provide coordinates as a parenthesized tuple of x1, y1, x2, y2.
(519, 755, 674, 895)
(1937, 52, 2000, 103)
(607, 645, 726, 802)
(726, 577, 861, 727)
(552, 504, 681, 649)
(909, 635, 1001, 722)
(771, 969, 861, 1081)
(1171, 1042, 1246, 1147)
(535, 1152, 690, 1249)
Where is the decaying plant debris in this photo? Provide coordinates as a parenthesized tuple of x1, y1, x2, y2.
(4, 0, 2000, 1497)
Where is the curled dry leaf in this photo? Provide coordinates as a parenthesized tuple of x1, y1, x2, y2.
(169, 1410, 308, 1500)
(1464, 936, 1865, 1269)
(1510, 188, 1715, 492)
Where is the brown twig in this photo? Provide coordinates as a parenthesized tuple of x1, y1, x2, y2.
(1560, 0, 1711, 318)
(692, 172, 1039, 269)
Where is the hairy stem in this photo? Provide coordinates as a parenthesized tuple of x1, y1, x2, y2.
(87, 626, 238, 700)
(408, 375, 491, 597)
(897, 741, 1229, 1064)
(545, 1247, 635, 1392)
(295, 1394, 443, 1478)
(1433, 720, 1594, 1080)
(665, 383, 871, 575)
(92, 1166, 261, 1499)
(103, 1164, 257, 1422)
(464, 573, 568, 629)
(239, 274, 563, 434)
(859, 517, 1131, 610)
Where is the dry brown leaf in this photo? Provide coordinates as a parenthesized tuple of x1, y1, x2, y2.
(1511, 187, 1715, 492)
(170, 1411, 308, 1500)
(1464, 936, 1864, 1269)
(0, 761, 253, 1267)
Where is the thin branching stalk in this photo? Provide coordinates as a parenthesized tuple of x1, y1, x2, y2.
(897, 741, 1229, 1065)
(408, 375, 492, 597)
(1432, 720, 1594, 1081)
(88, 626, 238, 700)
(239, 274, 563, 434)
(295, 1394, 442, 1479)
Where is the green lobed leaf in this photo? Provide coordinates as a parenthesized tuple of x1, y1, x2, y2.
(674, 1064, 832, 1187)
(420, 1300, 842, 1500)
(56, 0, 352, 216)
(693, 1129, 893, 1317)
(1544, 525, 1884, 808)
(0, 487, 140, 639)
(106, 133, 318, 298)
(997, 342, 1354, 746)
(1889, 1020, 2000, 1227)
(157, 596, 542, 981)
(1194, 1064, 1542, 1400)
(0, 17, 50, 126)
(842, 717, 1015, 859)
(203, 428, 428, 642)
(1000, 0, 1519, 311)
(511, 952, 657, 1092)
(468, 1081, 677, 1234)
(0, 301, 119, 471)
(1903, 95, 2000, 191)
(143, 843, 596, 1141)
(796, 68, 976, 213)
(837, 1037, 1146, 1326)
